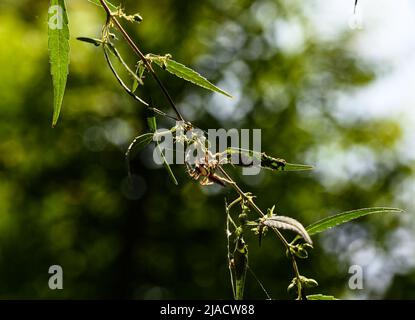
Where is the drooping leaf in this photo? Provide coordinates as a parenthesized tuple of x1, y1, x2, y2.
(307, 294, 338, 300)
(126, 133, 154, 159)
(48, 0, 70, 127)
(306, 207, 404, 236)
(147, 110, 178, 185)
(132, 62, 146, 93)
(76, 37, 103, 46)
(152, 57, 232, 98)
(262, 215, 312, 245)
(87, 0, 118, 10)
(146, 110, 158, 133)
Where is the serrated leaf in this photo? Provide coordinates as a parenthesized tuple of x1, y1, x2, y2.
(153, 58, 232, 98)
(87, 0, 118, 10)
(306, 207, 404, 236)
(76, 37, 103, 46)
(262, 215, 312, 245)
(48, 0, 70, 127)
(307, 294, 338, 300)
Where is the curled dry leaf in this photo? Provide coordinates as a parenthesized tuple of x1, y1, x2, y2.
(262, 215, 312, 245)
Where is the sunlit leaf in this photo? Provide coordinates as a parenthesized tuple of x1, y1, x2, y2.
(147, 111, 178, 185)
(132, 63, 146, 93)
(152, 57, 232, 98)
(48, 0, 70, 127)
(306, 207, 404, 236)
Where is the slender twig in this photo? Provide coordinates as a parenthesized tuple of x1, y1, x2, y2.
(247, 265, 272, 300)
(98, 0, 184, 122)
(103, 44, 179, 121)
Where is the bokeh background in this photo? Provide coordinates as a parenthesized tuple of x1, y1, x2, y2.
(0, 0, 414, 299)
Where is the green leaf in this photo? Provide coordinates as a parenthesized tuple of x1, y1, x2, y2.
(306, 207, 404, 236)
(87, 0, 118, 10)
(76, 37, 103, 46)
(224, 148, 314, 172)
(132, 63, 146, 93)
(307, 294, 338, 300)
(146, 111, 157, 133)
(152, 57, 232, 98)
(48, 0, 70, 127)
(147, 111, 178, 185)
(282, 163, 314, 172)
(233, 237, 248, 300)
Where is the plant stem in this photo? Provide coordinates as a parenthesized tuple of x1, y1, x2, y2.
(98, 0, 305, 299)
(218, 166, 304, 299)
(98, 0, 184, 122)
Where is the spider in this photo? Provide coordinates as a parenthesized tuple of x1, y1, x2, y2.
(186, 151, 231, 187)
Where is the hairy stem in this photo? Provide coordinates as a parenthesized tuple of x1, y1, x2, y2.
(99, 0, 184, 121)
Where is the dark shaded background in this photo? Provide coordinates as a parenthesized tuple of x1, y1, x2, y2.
(0, 0, 413, 299)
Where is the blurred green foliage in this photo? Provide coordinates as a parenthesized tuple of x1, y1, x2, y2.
(0, 0, 413, 299)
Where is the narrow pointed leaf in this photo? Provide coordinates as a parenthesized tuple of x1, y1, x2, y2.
(153, 58, 232, 98)
(306, 207, 404, 236)
(76, 37, 103, 46)
(48, 0, 70, 127)
(147, 111, 178, 185)
(147, 111, 157, 133)
(224, 148, 314, 172)
(307, 294, 338, 300)
(233, 238, 248, 300)
(281, 163, 314, 171)
(262, 215, 312, 245)
(132, 63, 145, 93)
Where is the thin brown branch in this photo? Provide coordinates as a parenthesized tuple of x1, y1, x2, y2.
(98, 0, 184, 122)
